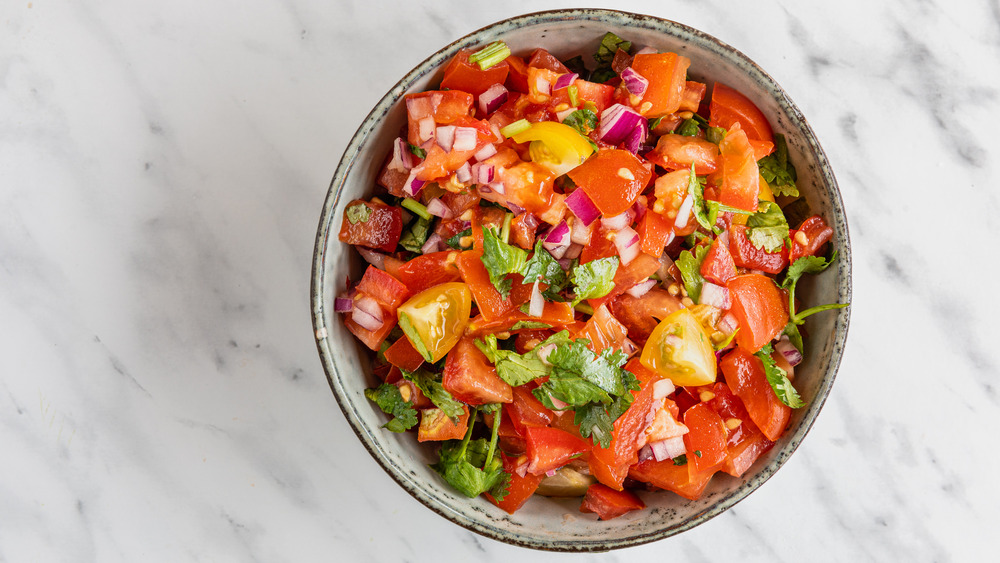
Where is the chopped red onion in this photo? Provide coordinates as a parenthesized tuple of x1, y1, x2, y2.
(555, 107, 577, 122)
(557, 258, 574, 271)
(426, 198, 452, 219)
(521, 213, 540, 231)
(563, 243, 583, 260)
(548, 394, 569, 410)
(626, 278, 657, 298)
(601, 211, 632, 231)
(534, 75, 551, 96)
(473, 143, 497, 162)
(614, 226, 640, 265)
(719, 312, 738, 335)
(542, 221, 571, 258)
(621, 338, 638, 357)
(537, 343, 556, 365)
(488, 180, 505, 195)
(334, 297, 354, 313)
(631, 198, 647, 222)
(403, 169, 425, 197)
(388, 137, 415, 172)
(436, 125, 455, 152)
(599, 104, 644, 145)
(507, 202, 525, 216)
(623, 118, 648, 154)
(453, 127, 478, 151)
(515, 462, 528, 478)
(674, 193, 694, 229)
(455, 161, 472, 184)
(421, 233, 443, 255)
(479, 83, 509, 115)
(656, 252, 675, 282)
(653, 379, 676, 400)
(545, 469, 558, 477)
(553, 72, 579, 90)
(700, 282, 731, 310)
(620, 67, 649, 98)
(528, 279, 545, 317)
(650, 436, 686, 462)
(638, 444, 654, 463)
(635, 46, 657, 55)
(570, 218, 592, 245)
(565, 189, 601, 226)
(473, 162, 495, 185)
(417, 116, 435, 144)
(356, 247, 385, 270)
(776, 336, 803, 366)
(351, 307, 382, 331)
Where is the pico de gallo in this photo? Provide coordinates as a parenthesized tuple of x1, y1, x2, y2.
(337, 32, 846, 520)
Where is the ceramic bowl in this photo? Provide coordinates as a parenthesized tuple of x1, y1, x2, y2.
(311, 8, 851, 551)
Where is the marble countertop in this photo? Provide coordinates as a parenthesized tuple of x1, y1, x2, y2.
(3, 1, 997, 561)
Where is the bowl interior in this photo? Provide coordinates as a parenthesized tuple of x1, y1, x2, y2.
(311, 9, 851, 551)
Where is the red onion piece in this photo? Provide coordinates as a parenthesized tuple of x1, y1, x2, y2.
(553, 72, 579, 90)
(621, 338, 638, 357)
(388, 137, 414, 172)
(453, 127, 478, 151)
(776, 336, 803, 366)
(719, 312, 738, 335)
(403, 169, 425, 197)
(417, 117, 435, 144)
(473, 143, 497, 162)
(479, 83, 509, 115)
(674, 193, 694, 229)
(534, 75, 551, 96)
(488, 181, 505, 195)
(652, 378, 676, 400)
(565, 189, 601, 226)
(528, 279, 545, 318)
(656, 252, 675, 282)
(548, 394, 569, 410)
(570, 218, 592, 245)
(334, 297, 354, 313)
(515, 462, 528, 478)
(507, 202, 525, 216)
(455, 161, 472, 184)
(623, 118, 648, 154)
(601, 211, 632, 231)
(425, 198, 452, 219)
(545, 469, 557, 477)
(542, 221, 571, 258)
(638, 444, 654, 463)
(614, 226, 640, 265)
(351, 307, 382, 331)
(563, 242, 583, 260)
(421, 233, 443, 255)
(599, 104, 644, 145)
(650, 436, 686, 462)
(521, 213, 540, 231)
(699, 282, 731, 310)
(631, 197, 647, 223)
(620, 67, 649, 98)
(555, 107, 577, 122)
(356, 247, 385, 270)
(626, 278, 656, 298)
(473, 163, 495, 185)
(436, 125, 456, 152)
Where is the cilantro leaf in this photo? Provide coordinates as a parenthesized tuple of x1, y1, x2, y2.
(782, 252, 848, 324)
(399, 216, 432, 253)
(688, 165, 713, 231)
(408, 143, 426, 159)
(480, 227, 528, 297)
(594, 32, 631, 66)
(782, 322, 804, 353)
(757, 134, 799, 197)
(364, 383, 418, 433)
(672, 454, 688, 466)
(746, 201, 790, 253)
(676, 244, 709, 303)
(446, 228, 472, 250)
(401, 369, 465, 422)
(521, 240, 569, 297)
(570, 257, 619, 306)
(345, 203, 373, 225)
(755, 344, 804, 408)
(430, 406, 510, 500)
(676, 118, 700, 136)
(562, 109, 598, 136)
(706, 126, 726, 145)
(475, 332, 570, 387)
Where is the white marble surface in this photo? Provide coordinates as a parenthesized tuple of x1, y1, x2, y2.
(3, 0, 998, 561)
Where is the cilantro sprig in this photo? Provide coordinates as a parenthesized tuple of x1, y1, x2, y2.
(431, 404, 510, 500)
(475, 331, 570, 387)
(364, 383, 418, 433)
(746, 201, 790, 253)
(401, 369, 465, 422)
(570, 257, 618, 306)
(780, 253, 849, 351)
(755, 343, 804, 408)
(757, 134, 799, 197)
(676, 244, 709, 303)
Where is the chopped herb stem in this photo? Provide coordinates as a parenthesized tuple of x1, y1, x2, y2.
(568, 84, 579, 107)
(401, 197, 432, 220)
(501, 119, 531, 138)
(574, 302, 594, 316)
(468, 41, 511, 70)
(500, 212, 513, 244)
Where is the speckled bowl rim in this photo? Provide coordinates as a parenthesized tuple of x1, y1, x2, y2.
(311, 8, 851, 551)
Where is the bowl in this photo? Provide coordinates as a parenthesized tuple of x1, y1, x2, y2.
(311, 8, 851, 551)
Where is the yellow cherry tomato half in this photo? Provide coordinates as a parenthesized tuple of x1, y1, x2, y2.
(511, 121, 595, 177)
(396, 282, 472, 363)
(640, 307, 717, 387)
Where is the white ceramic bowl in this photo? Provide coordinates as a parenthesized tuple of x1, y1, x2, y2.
(311, 9, 851, 551)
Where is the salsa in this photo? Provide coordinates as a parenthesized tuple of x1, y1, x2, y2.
(338, 32, 846, 520)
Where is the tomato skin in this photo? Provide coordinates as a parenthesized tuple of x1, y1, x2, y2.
(466, 300, 576, 336)
(344, 315, 394, 352)
(630, 53, 691, 118)
(580, 484, 645, 520)
(524, 426, 590, 475)
(383, 336, 425, 372)
(486, 454, 543, 513)
(339, 200, 403, 253)
(568, 149, 652, 217)
(709, 83, 774, 144)
(726, 274, 788, 353)
(440, 49, 510, 97)
(608, 289, 682, 346)
(699, 233, 737, 284)
(723, 426, 774, 477)
(417, 405, 470, 442)
(628, 457, 714, 501)
(646, 134, 720, 175)
(682, 403, 728, 474)
(528, 48, 570, 73)
(679, 81, 707, 113)
(498, 161, 566, 226)
(575, 304, 628, 353)
(442, 336, 513, 405)
(637, 203, 674, 257)
(394, 251, 461, 294)
(720, 348, 791, 441)
(548, 78, 615, 113)
(505, 55, 530, 93)
(506, 385, 554, 435)
(455, 249, 516, 321)
(789, 215, 834, 263)
(717, 124, 760, 212)
(728, 224, 789, 274)
(356, 265, 411, 310)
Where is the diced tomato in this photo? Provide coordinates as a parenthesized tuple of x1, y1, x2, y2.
(528, 48, 570, 73)
(377, 155, 409, 197)
(466, 300, 576, 335)
(505, 55, 530, 93)
(720, 348, 791, 441)
(723, 426, 774, 478)
(356, 265, 410, 310)
(416, 117, 494, 181)
(575, 304, 629, 353)
(506, 386, 554, 435)
(728, 224, 789, 274)
(608, 288, 682, 346)
(417, 405, 470, 442)
(440, 49, 510, 97)
(498, 162, 565, 226)
(382, 254, 406, 280)
(486, 454, 543, 513)
(549, 79, 615, 113)
(709, 83, 774, 144)
(589, 359, 659, 490)
(509, 212, 538, 250)
(698, 382, 756, 447)
(455, 249, 516, 321)
(651, 169, 698, 237)
(682, 403, 728, 474)
(338, 200, 403, 253)
(628, 457, 714, 501)
(717, 124, 760, 212)
(629, 53, 691, 118)
(470, 205, 508, 248)
(750, 139, 775, 160)
(383, 336, 425, 372)
(344, 314, 395, 352)
(699, 233, 737, 284)
(442, 336, 513, 405)
(679, 81, 707, 113)
(637, 207, 673, 258)
(405, 90, 475, 145)
(789, 215, 834, 264)
(588, 250, 660, 310)
(394, 250, 461, 294)
(726, 274, 789, 353)
(580, 484, 645, 520)
(646, 134, 720, 175)
(568, 149, 652, 217)
(524, 426, 590, 475)
(394, 378, 432, 409)
(527, 67, 559, 104)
